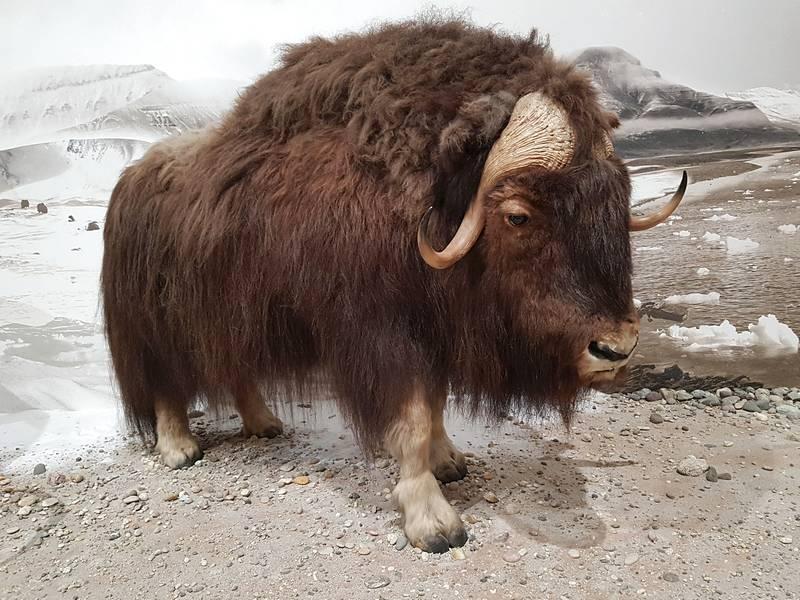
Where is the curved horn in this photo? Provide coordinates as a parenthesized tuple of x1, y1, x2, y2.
(418, 92, 576, 269)
(630, 171, 688, 231)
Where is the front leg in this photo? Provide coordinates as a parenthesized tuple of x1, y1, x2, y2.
(384, 385, 468, 553)
(429, 391, 468, 483)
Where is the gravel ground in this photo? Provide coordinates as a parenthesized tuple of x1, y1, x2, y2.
(2, 386, 799, 600)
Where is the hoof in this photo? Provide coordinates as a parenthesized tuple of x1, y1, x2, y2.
(431, 443, 468, 483)
(417, 525, 468, 553)
(156, 437, 203, 469)
(242, 417, 284, 439)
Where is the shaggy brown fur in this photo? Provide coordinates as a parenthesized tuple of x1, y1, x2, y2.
(101, 17, 633, 453)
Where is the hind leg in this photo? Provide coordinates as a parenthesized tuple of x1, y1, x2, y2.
(385, 384, 467, 553)
(429, 390, 468, 483)
(234, 382, 283, 438)
(154, 394, 203, 469)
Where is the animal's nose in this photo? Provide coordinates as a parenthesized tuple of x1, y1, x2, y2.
(588, 340, 632, 362)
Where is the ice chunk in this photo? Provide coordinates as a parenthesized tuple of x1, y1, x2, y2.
(701, 232, 721, 242)
(696, 267, 710, 275)
(777, 224, 797, 234)
(663, 315, 798, 351)
(672, 230, 690, 237)
(633, 298, 642, 309)
(703, 214, 737, 222)
(725, 236, 759, 254)
(663, 292, 720, 305)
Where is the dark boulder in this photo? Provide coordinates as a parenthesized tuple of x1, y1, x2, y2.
(36, 202, 48, 214)
(21, 199, 30, 209)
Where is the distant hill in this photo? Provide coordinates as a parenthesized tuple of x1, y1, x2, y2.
(726, 87, 800, 131)
(0, 65, 244, 200)
(575, 47, 800, 157)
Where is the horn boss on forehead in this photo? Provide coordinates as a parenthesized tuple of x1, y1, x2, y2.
(418, 92, 576, 270)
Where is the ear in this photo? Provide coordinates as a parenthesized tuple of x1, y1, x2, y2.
(437, 91, 516, 175)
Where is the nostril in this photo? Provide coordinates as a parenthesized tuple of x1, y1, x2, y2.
(588, 340, 630, 362)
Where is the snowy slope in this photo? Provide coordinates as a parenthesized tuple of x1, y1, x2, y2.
(0, 65, 171, 150)
(726, 87, 800, 131)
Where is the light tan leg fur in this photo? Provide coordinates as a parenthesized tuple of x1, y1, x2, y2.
(154, 395, 203, 469)
(385, 385, 467, 553)
(429, 391, 468, 483)
(234, 382, 284, 438)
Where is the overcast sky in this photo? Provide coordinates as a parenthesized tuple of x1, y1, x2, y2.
(1, 0, 797, 93)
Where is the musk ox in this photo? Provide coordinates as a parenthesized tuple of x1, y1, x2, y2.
(101, 19, 685, 553)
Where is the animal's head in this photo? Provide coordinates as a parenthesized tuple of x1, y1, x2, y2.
(421, 91, 686, 389)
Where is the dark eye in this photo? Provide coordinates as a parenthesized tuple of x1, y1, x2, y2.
(507, 214, 529, 227)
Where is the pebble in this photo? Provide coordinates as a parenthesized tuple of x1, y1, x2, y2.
(718, 472, 732, 480)
(240, 489, 251, 497)
(742, 400, 761, 413)
(779, 536, 793, 544)
(662, 572, 680, 582)
(6, 527, 20, 535)
(394, 535, 408, 551)
(278, 462, 295, 472)
(624, 553, 639, 566)
(502, 551, 521, 563)
(675, 391, 693, 401)
(717, 387, 732, 398)
(649, 412, 664, 425)
(356, 546, 371, 556)
(567, 549, 581, 558)
(41, 497, 59, 508)
(677, 455, 708, 477)
(645, 391, 661, 402)
(122, 495, 140, 504)
(705, 466, 718, 482)
(17, 507, 32, 517)
(33, 464, 46, 475)
(364, 576, 391, 589)
(18, 495, 37, 507)
(483, 492, 499, 504)
(293, 475, 310, 486)
(69, 473, 85, 483)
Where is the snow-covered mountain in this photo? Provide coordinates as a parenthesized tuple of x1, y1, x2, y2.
(575, 47, 800, 156)
(726, 87, 800, 131)
(0, 65, 244, 200)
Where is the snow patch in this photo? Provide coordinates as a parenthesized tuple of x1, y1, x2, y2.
(703, 214, 737, 222)
(726, 236, 759, 254)
(663, 315, 799, 352)
(696, 267, 710, 275)
(701, 232, 721, 242)
(664, 292, 720, 305)
(777, 224, 797, 234)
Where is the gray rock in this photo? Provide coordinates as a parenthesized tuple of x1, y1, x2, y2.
(756, 397, 771, 411)
(692, 390, 707, 399)
(677, 455, 708, 477)
(703, 396, 721, 407)
(660, 388, 676, 403)
(788, 391, 800, 401)
(364, 576, 391, 589)
(718, 472, 732, 480)
(36, 203, 48, 214)
(394, 534, 408, 551)
(662, 572, 680, 582)
(20, 199, 30, 209)
(649, 412, 665, 424)
(32, 464, 46, 475)
(716, 387, 733, 398)
(772, 387, 789, 397)
(742, 400, 761, 413)
(645, 391, 661, 402)
(86, 221, 100, 231)
(777, 404, 800, 418)
(675, 390, 693, 401)
(705, 466, 718, 482)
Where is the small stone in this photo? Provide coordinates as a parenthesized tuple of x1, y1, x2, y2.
(450, 548, 466, 560)
(716, 387, 733, 398)
(483, 492, 499, 504)
(649, 412, 665, 425)
(33, 464, 46, 475)
(742, 400, 761, 412)
(364, 576, 391, 589)
(41, 497, 59, 508)
(703, 396, 721, 407)
(293, 475, 310, 486)
(777, 404, 800, 418)
(705, 466, 718, 482)
(717, 472, 732, 480)
(779, 536, 793, 545)
(675, 391, 693, 401)
(734, 398, 746, 409)
(756, 397, 771, 410)
(662, 572, 680, 582)
(568, 549, 581, 558)
(645, 391, 661, 402)
(624, 553, 639, 566)
(240, 489, 251, 497)
(279, 462, 295, 472)
(6, 527, 20, 535)
(69, 473, 85, 483)
(660, 388, 676, 403)
(665, 489, 678, 499)
(164, 493, 179, 502)
(677, 455, 708, 477)
(787, 390, 800, 401)
(18, 495, 37, 507)
(394, 534, 408, 551)
(356, 546, 371, 556)
(17, 506, 32, 517)
(122, 495, 140, 504)
(86, 221, 100, 231)
(502, 551, 521, 563)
